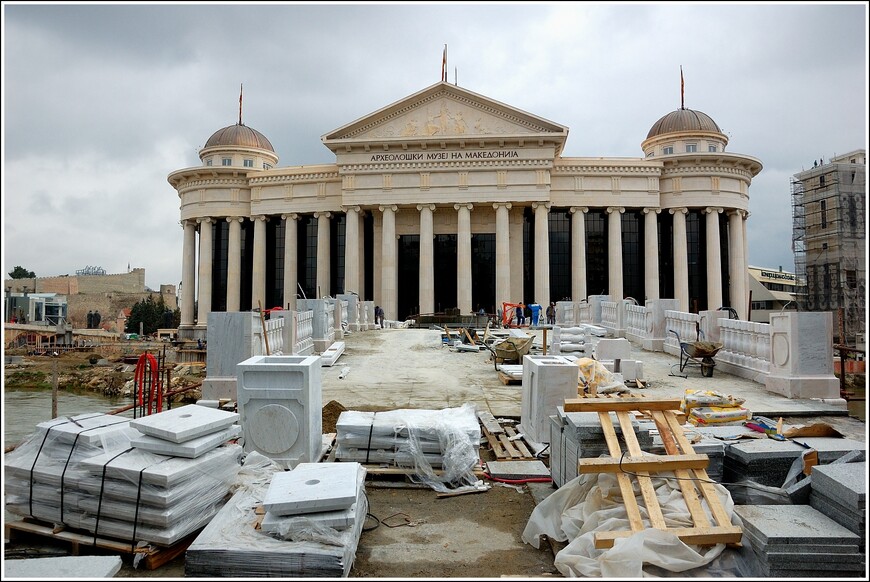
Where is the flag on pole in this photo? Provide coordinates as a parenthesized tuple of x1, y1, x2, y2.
(680, 66, 684, 109)
(442, 44, 447, 82)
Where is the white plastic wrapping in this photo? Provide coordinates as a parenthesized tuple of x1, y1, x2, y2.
(523, 471, 743, 577)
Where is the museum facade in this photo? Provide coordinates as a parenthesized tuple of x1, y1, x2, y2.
(168, 81, 762, 334)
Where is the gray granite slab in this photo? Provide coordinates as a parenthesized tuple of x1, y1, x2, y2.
(734, 504, 861, 545)
(741, 529, 862, 554)
(129, 404, 239, 444)
(766, 551, 865, 565)
(726, 439, 808, 463)
(486, 460, 550, 479)
(131, 424, 241, 458)
(3, 555, 122, 578)
(262, 502, 357, 532)
(811, 462, 866, 507)
(263, 462, 359, 515)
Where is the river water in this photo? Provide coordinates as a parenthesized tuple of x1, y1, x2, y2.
(3, 388, 135, 450)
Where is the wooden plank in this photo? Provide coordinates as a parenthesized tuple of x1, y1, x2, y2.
(564, 398, 682, 412)
(486, 431, 508, 458)
(497, 433, 522, 459)
(594, 525, 744, 549)
(578, 453, 710, 474)
(649, 410, 710, 529)
(597, 411, 644, 533)
(505, 426, 534, 458)
(362, 465, 486, 478)
(617, 410, 667, 531)
(477, 410, 505, 435)
(498, 371, 519, 385)
(463, 328, 476, 346)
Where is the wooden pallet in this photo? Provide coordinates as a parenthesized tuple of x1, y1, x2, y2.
(566, 397, 742, 549)
(477, 411, 536, 461)
(4, 518, 195, 570)
(497, 370, 521, 385)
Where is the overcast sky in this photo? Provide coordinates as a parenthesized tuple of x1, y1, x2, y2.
(2, 2, 868, 293)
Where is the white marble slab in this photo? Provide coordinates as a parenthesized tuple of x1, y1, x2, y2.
(263, 462, 359, 515)
(36, 413, 134, 446)
(261, 502, 357, 532)
(131, 424, 241, 458)
(320, 341, 345, 367)
(130, 404, 239, 444)
(3, 555, 122, 578)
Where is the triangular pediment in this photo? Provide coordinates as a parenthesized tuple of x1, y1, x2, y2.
(322, 82, 568, 147)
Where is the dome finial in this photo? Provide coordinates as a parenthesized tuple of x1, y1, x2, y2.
(238, 83, 243, 125)
(680, 66, 685, 110)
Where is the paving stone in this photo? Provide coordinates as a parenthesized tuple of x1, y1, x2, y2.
(811, 462, 866, 508)
(486, 460, 550, 480)
(3, 555, 122, 578)
(130, 404, 239, 444)
(263, 462, 359, 516)
(734, 504, 861, 545)
(131, 424, 241, 458)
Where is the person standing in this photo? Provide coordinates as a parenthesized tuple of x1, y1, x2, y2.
(515, 303, 526, 327)
(546, 302, 556, 325)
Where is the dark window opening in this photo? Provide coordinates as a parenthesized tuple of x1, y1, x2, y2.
(398, 235, 420, 320)
(586, 210, 608, 296)
(433, 234, 457, 313)
(472, 233, 496, 314)
(548, 210, 571, 303)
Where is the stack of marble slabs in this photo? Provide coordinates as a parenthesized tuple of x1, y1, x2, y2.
(647, 426, 725, 482)
(734, 504, 865, 578)
(260, 462, 365, 536)
(809, 462, 866, 548)
(4, 412, 243, 547)
(186, 463, 368, 577)
(497, 364, 524, 381)
(723, 436, 867, 487)
(129, 404, 241, 459)
(334, 406, 480, 468)
(548, 407, 653, 487)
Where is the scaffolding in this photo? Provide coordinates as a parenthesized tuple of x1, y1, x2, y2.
(790, 178, 807, 308)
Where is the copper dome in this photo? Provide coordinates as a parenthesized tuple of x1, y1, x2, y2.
(646, 108, 721, 139)
(204, 123, 274, 152)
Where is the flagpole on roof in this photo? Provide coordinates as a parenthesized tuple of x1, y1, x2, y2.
(680, 66, 685, 110)
(441, 44, 447, 82)
(239, 83, 243, 125)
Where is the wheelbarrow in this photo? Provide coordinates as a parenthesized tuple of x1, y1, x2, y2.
(669, 329, 723, 377)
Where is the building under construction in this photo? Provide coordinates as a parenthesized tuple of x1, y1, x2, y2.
(791, 149, 866, 346)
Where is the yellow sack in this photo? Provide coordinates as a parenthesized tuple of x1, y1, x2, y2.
(688, 406, 752, 426)
(681, 389, 746, 413)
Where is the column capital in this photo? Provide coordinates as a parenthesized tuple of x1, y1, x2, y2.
(492, 202, 512, 211)
(196, 217, 214, 225)
(341, 205, 362, 214)
(569, 206, 588, 214)
(252, 215, 268, 222)
(379, 204, 398, 213)
(313, 211, 332, 219)
(669, 207, 689, 216)
(453, 203, 473, 211)
(531, 201, 550, 211)
(642, 207, 661, 215)
(226, 216, 245, 224)
(727, 209, 748, 219)
(416, 203, 436, 212)
(181, 219, 197, 229)
(704, 207, 724, 215)
(280, 213, 299, 221)
(606, 206, 625, 214)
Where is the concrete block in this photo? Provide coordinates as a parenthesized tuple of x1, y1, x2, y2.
(521, 355, 580, 444)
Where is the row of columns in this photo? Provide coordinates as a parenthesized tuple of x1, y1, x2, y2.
(179, 205, 749, 328)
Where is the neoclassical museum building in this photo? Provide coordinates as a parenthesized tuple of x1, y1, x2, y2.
(168, 81, 762, 335)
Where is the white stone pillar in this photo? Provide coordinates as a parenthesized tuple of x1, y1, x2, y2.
(570, 206, 587, 302)
(532, 202, 550, 305)
(671, 208, 689, 312)
(729, 210, 748, 320)
(226, 217, 243, 312)
(494, 202, 512, 313)
(456, 203, 473, 314)
(343, 207, 360, 297)
(282, 214, 298, 311)
(196, 217, 214, 326)
(509, 210, 524, 303)
(315, 211, 331, 298)
(418, 204, 435, 315)
(643, 208, 660, 301)
(607, 206, 624, 301)
(705, 207, 723, 311)
(252, 215, 267, 310)
(380, 205, 398, 320)
(181, 220, 197, 327)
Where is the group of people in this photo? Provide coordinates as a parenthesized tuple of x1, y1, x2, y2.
(513, 302, 557, 327)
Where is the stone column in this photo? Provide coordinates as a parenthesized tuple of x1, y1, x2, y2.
(705, 207, 723, 311)
(343, 207, 360, 297)
(643, 208, 660, 301)
(494, 203, 511, 313)
(456, 203, 473, 314)
(532, 202, 550, 305)
(282, 214, 298, 311)
(418, 204, 435, 315)
(181, 220, 197, 327)
(315, 211, 331, 298)
(607, 206, 624, 301)
(671, 207, 689, 312)
(729, 210, 748, 320)
(226, 217, 243, 312)
(196, 217, 214, 326)
(570, 206, 587, 302)
(380, 205, 397, 320)
(252, 215, 267, 310)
